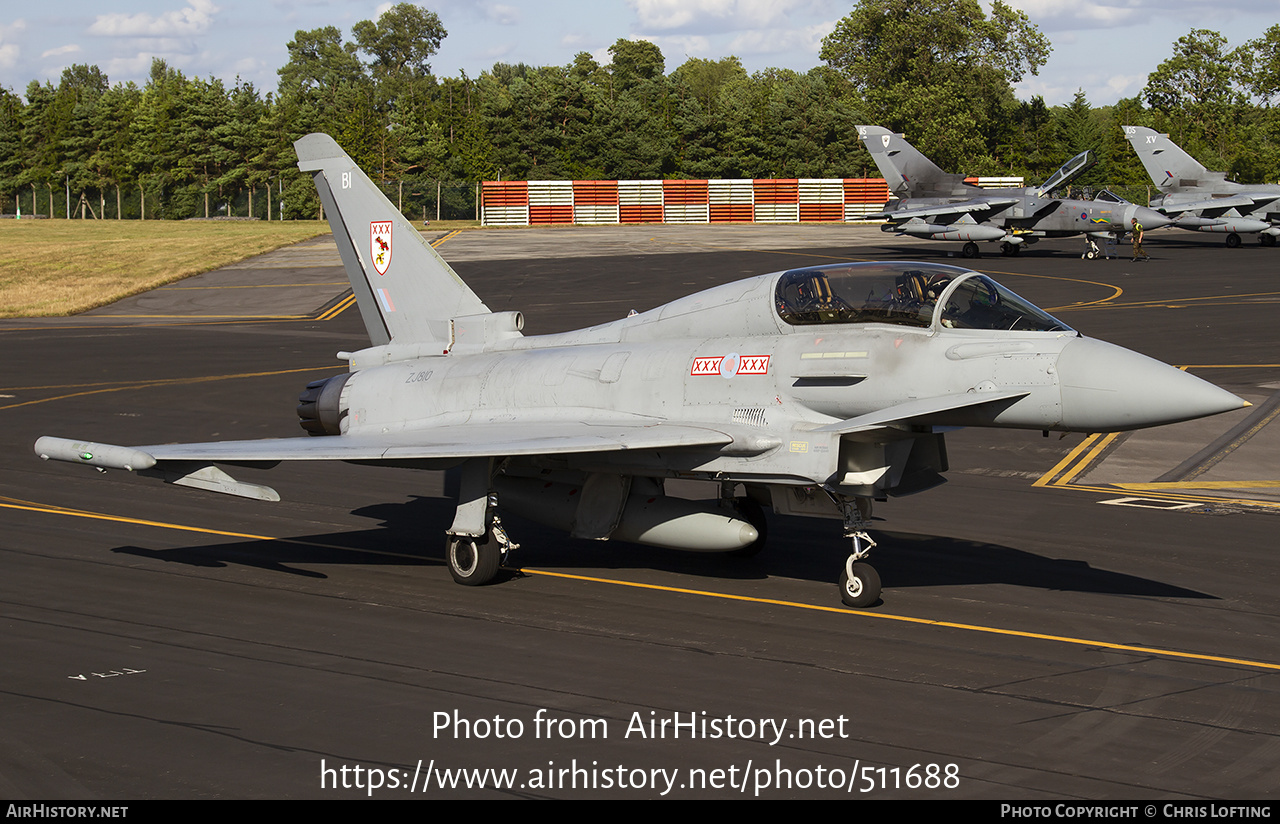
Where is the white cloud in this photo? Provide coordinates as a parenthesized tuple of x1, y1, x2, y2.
(994, 1, 1265, 33)
(727, 20, 832, 59)
(484, 4, 521, 25)
(41, 44, 81, 59)
(232, 56, 267, 79)
(1102, 73, 1146, 100)
(647, 34, 713, 61)
(629, 0, 812, 33)
(0, 19, 23, 69)
(101, 53, 163, 79)
(1014, 71, 1147, 106)
(998, 1, 1142, 30)
(90, 0, 219, 38)
(479, 42, 516, 63)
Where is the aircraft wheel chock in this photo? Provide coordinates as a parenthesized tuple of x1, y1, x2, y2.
(447, 534, 501, 585)
(838, 562, 881, 608)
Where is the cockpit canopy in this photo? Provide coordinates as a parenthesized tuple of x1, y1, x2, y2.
(775, 262, 1072, 333)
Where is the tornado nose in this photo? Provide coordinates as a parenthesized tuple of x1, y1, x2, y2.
(1133, 205, 1173, 230)
(1057, 337, 1247, 431)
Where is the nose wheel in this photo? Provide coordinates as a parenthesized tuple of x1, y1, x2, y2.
(831, 493, 883, 608)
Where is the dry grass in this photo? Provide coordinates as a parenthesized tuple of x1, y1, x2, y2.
(0, 219, 333, 318)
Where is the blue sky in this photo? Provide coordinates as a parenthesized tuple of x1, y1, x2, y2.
(1, 1, 1274, 107)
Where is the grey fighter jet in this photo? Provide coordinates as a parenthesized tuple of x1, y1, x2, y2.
(1122, 125, 1280, 248)
(857, 125, 1173, 258)
(35, 134, 1246, 608)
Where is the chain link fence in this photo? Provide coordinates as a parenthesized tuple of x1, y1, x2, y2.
(2, 178, 481, 221)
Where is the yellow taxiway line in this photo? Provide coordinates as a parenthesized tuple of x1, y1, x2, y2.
(307, 229, 460, 322)
(4, 494, 1277, 673)
(1033, 364, 1277, 510)
(517, 568, 1280, 672)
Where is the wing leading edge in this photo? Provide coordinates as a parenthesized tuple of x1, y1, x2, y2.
(36, 421, 739, 468)
(35, 422, 744, 502)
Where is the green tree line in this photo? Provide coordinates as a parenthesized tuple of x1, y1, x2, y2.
(1, 1, 1278, 219)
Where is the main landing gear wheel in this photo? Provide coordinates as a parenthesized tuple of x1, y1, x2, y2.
(1000, 241, 1020, 257)
(446, 534, 501, 585)
(1261, 234, 1277, 247)
(838, 561, 881, 608)
(1226, 232, 1242, 248)
(961, 242, 980, 259)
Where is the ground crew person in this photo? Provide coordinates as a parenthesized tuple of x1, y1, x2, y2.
(1131, 218, 1148, 261)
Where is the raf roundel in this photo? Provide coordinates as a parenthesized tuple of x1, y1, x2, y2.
(370, 221, 393, 275)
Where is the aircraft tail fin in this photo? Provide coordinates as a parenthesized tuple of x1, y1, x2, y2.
(1122, 126, 1207, 192)
(856, 125, 963, 196)
(294, 133, 490, 347)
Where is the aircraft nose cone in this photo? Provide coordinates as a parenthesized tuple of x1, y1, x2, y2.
(1134, 205, 1173, 230)
(1057, 337, 1246, 431)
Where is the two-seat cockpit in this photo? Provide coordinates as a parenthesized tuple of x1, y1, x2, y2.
(774, 262, 1073, 333)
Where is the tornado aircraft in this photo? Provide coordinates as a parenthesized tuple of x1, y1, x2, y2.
(857, 125, 1172, 258)
(35, 134, 1246, 608)
(1123, 125, 1280, 248)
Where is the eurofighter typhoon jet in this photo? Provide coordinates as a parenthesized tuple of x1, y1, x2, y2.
(35, 134, 1247, 608)
(857, 125, 1172, 258)
(1123, 125, 1280, 248)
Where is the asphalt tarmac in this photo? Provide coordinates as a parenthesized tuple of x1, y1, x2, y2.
(2, 225, 1278, 799)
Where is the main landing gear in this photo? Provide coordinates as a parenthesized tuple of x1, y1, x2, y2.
(445, 503, 519, 585)
(961, 241, 981, 259)
(445, 459, 518, 586)
(833, 495, 882, 608)
(1226, 232, 1242, 248)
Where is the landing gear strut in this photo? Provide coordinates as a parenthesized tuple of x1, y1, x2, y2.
(446, 461, 519, 586)
(832, 495, 882, 608)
